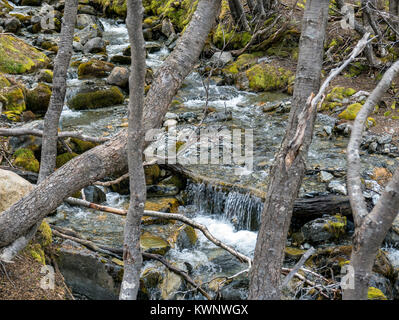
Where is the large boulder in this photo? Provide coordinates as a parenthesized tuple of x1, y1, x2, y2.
(77, 59, 114, 79)
(83, 37, 106, 54)
(67, 86, 124, 110)
(26, 83, 52, 115)
(0, 34, 50, 74)
(0, 169, 33, 213)
(106, 66, 129, 88)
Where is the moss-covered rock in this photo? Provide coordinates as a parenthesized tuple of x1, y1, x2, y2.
(67, 86, 124, 110)
(0, 34, 50, 74)
(56, 152, 78, 168)
(144, 197, 179, 213)
(0, 0, 12, 13)
(0, 85, 26, 120)
(37, 69, 53, 83)
(144, 164, 161, 185)
(77, 59, 115, 79)
(0, 72, 10, 88)
(37, 221, 52, 248)
(12, 148, 40, 173)
(26, 83, 52, 115)
(338, 102, 363, 120)
(368, 287, 387, 300)
(244, 63, 293, 92)
(222, 52, 263, 76)
(212, 24, 251, 50)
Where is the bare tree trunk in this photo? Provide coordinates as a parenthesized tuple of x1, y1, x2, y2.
(248, 0, 330, 300)
(0, 0, 222, 259)
(0, 0, 79, 263)
(38, 0, 78, 182)
(228, 0, 251, 31)
(344, 60, 399, 300)
(119, 0, 147, 300)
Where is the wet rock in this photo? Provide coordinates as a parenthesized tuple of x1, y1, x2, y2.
(36, 69, 53, 83)
(177, 111, 199, 123)
(4, 16, 21, 33)
(140, 232, 170, 255)
(76, 14, 101, 30)
(0, 169, 33, 212)
(334, 122, 352, 136)
(161, 18, 175, 38)
(301, 215, 347, 244)
(78, 5, 98, 15)
(110, 55, 131, 65)
(107, 66, 129, 88)
(56, 240, 122, 300)
(75, 24, 102, 45)
(146, 43, 162, 54)
(327, 180, 347, 195)
(319, 171, 334, 183)
(77, 59, 114, 79)
(144, 197, 180, 213)
(83, 37, 106, 54)
(369, 272, 393, 300)
(147, 185, 179, 197)
(203, 110, 233, 123)
(83, 186, 106, 203)
(219, 278, 249, 300)
(262, 99, 291, 113)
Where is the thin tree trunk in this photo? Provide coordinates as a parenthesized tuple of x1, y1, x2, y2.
(119, 0, 147, 300)
(344, 60, 399, 300)
(38, 0, 78, 182)
(248, 0, 330, 300)
(0, 0, 79, 263)
(0, 0, 222, 259)
(228, 0, 251, 31)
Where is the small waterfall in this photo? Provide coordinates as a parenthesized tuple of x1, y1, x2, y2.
(186, 182, 263, 231)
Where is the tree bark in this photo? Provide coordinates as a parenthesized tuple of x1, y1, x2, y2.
(0, 0, 222, 258)
(248, 0, 330, 300)
(344, 60, 399, 300)
(228, 0, 251, 31)
(38, 0, 78, 182)
(119, 0, 147, 301)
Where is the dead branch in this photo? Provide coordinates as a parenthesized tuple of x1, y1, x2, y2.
(0, 128, 109, 144)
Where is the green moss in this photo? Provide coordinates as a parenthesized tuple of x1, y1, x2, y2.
(26, 83, 52, 114)
(56, 152, 78, 168)
(68, 86, 124, 110)
(246, 63, 293, 92)
(0, 34, 49, 74)
(367, 287, 387, 300)
(77, 59, 115, 79)
(323, 215, 347, 239)
(338, 103, 363, 120)
(0, 72, 10, 89)
(38, 69, 53, 83)
(213, 24, 251, 50)
(13, 148, 40, 173)
(37, 221, 52, 247)
(222, 52, 263, 76)
(0, 85, 26, 116)
(28, 243, 46, 265)
(70, 138, 97, 154)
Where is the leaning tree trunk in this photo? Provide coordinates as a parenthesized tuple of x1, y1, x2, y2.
(38, 0, 78, 182)
(343, 60, 399, 300)
(248, 0, 330, 300)
(0, 0, 78, 262)
(0, 0, 222, 259)
(119, 0, 147, 300)
(228, 0, 251, 31)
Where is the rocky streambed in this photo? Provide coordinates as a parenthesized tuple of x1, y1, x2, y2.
(1, 0, 399, 300)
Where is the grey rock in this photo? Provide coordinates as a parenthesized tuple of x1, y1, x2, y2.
(327, 180, 347, 195)
(83, 37, 106, 54)
(301, 215, 347, 243)
(107, 66, 129, 88)
(319, 171, 334, 183)
(4, 17, 21, 33)
(83, 186, 106, 203)
(210, 51, 234, 67)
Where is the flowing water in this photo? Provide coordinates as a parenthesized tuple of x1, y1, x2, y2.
(7, 6, 399, 298)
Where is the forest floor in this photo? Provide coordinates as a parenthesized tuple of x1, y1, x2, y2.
(0, 250, 69, 300)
